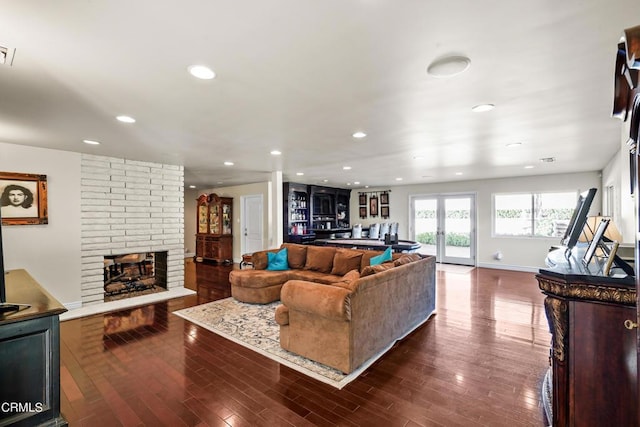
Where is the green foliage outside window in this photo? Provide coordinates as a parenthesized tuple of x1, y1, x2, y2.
(416, 231, 470, 247)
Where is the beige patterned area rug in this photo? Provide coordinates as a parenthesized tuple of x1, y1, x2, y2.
(173, 297, 392, 389)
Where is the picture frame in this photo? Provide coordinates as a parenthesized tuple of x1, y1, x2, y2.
(380, 192, 389, 205)
(582, 218, 610, 267)
(369, 195, 378, 217)
(0, 172, 48, 225)
(381, 205, 390, 218)
(359, 206, 367, 219)
(604, 241, 620, 276)
(359, 193, 367, 206)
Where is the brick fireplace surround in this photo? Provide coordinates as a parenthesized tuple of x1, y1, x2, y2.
(80, 154, 185, 306)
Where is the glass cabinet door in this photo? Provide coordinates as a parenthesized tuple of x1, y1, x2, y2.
(222, 203, 232, 234)
(210, 204, 220, 234)
(198, 205, 208, 233)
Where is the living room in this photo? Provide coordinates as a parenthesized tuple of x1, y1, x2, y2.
(1, 2, 640, 426)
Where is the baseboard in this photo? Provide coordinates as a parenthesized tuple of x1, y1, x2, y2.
(477, 262, 540, 273)
(184, 252, 195, 258)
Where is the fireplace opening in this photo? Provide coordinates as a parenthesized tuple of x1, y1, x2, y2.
(103, 251, 168, 302)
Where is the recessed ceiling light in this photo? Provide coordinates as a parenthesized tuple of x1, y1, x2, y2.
(427, 55, 471, 78)
(506, 142, 522, 148)
(217, 181, 224, 184)
(322, 179, 329, 183)
(116, 115, 136, 123)
(270, 150, 282, 155)
(455, 172, 463, 176)
(347, 183, 352, 186)
(524, 165, 535, 169)
(296, 172, 304, 176)
(354, 181, 360, 185)
(188, 65, 215, 80)
(83, 139, 100, 145)
(189, 185, 196, 189)
(352, 131, 367, 139)
(343, 166, 352, 170)
(223, 161, 234, 166)
(471, 104, 495, 112)
(395, 177, 403, 181)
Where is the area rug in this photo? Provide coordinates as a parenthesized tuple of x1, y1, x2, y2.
(173, 297, 393, 389)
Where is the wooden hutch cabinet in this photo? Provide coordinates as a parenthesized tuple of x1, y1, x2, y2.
(195, 193, 233, 263)
(536, 260, 637, 426)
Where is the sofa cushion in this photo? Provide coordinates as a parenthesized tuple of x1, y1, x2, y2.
(289, 269, 348, 285)
(394, 253, 422, 266)
(330, 249, 364, 275)
(266, 248, 289, 271)
(331, 269, 361, 291)
(282, 243, 307, 269)
(360, 250, 384, 270)
(370, 247, 392, 266)
(304, 246, 336, 273)
(361, 261, 395, 277)
(252, 250, 278, 270)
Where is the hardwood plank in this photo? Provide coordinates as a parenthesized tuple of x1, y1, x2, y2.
(60, 260, 550, 426)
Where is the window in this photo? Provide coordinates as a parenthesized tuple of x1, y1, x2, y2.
(493, 191, 578, 237)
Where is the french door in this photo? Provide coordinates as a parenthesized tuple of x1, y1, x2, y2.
(410, 193, 476, 265)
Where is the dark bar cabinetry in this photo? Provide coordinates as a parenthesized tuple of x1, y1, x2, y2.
(0, 269, 68, 427)
(283, 182, 313, 243)
(283, 183, 351, 243)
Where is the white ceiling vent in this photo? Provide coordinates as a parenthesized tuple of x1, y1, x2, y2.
(0, 46, 15, 66)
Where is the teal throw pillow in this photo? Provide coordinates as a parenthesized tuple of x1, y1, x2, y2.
(267, 248, 289, 271)
(369, 246, 392, 266)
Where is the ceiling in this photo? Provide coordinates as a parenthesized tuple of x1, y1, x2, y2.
(0, 1, 638, 190)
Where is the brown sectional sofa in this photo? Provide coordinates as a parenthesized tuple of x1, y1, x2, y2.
(228, 243, 436, 373)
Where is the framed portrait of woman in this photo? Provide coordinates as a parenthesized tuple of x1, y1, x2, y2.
(0, 172, 48, 225)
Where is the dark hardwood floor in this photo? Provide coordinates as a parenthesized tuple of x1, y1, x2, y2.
(59, 260, 551, 426)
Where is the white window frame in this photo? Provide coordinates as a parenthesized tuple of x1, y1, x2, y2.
(492, 190, 579, 238)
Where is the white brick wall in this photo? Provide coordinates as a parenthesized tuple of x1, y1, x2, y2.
(80, 154, 185, 306)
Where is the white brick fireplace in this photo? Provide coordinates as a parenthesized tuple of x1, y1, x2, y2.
(80, 154, 185, 306)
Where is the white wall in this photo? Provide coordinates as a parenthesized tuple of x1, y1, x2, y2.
(0, 142, 82, 305)
(350, 172, 602, 271)
(184, 188, 199, 256)
(602, 121, 636, 245)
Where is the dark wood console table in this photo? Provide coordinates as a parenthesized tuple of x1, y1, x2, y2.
(537, 248, 637, 426)
(0, 269, 67, 427)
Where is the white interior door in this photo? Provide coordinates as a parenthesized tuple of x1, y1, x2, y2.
(242, 195, 263, 255)
(410, 193, 476, 266)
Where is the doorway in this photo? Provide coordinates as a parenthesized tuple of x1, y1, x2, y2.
(241, 194, 263, 256)
(410, 193, 476, 266)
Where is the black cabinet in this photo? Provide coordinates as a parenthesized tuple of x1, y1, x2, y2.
(283, 182, 312, 243)
(310, 185, 351, 231)
(283, 183, 351, 243)
(0, 270, 67, 427)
